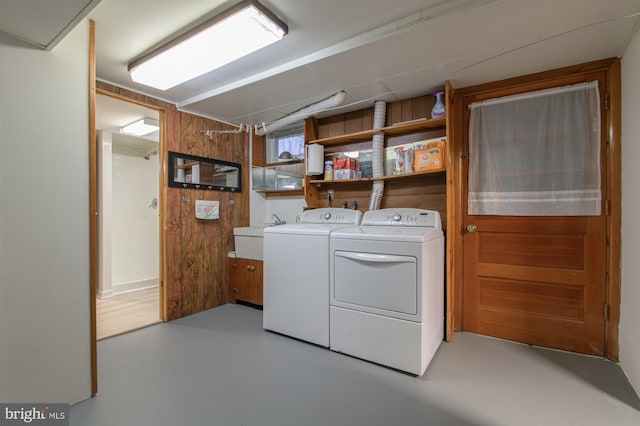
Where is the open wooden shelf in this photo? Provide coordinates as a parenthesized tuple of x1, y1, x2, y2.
(310, 117, 446, 147)
(254, 189, 304, 197)
(309, 168, 445, 185)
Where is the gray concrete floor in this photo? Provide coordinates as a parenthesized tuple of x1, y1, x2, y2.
(71, 303, 640, 426)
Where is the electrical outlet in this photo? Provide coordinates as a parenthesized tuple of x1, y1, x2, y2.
(328, 189, 334, 201)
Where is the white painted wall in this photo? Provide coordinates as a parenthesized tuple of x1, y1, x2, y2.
(0, 22, 92, 403)
(620, 26, 640, 395)
(250, 191, 306, 226)
(249, 132, 306, 226)
(111, 152, 159, 291)
(265, 196, 307, 225)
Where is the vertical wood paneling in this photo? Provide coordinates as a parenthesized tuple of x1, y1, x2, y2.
(401, 99, 413, 123)
(343, 110, 364, 134)
(202, 189, 222, 310)
(387, 101, 402, 126)
(180, 113, 205, 316)
(413, 95, 430, 120)
(325, 115, 345, 137)
(181, 113, 204, 156)
(362, 109, 374, 130)
(180, 189, 204, 316)
(317, 110, 375, 138)
(165, 104, 183, 320)
(202, 119, 223, 310)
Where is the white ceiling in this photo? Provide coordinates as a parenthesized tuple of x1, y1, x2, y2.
(2, 0, 640, 130)
(95, 94, 160, 150)
(0, 0, 101, 49)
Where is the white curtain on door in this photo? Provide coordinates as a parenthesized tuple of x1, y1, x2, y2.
(468, 81, 601, 216)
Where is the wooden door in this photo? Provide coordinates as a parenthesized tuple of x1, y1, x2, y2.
(461, 72, 609, 356)
(462, 216, 607, 355)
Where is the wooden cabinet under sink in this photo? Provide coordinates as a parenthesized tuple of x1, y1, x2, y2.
(228, 257, 263, 306)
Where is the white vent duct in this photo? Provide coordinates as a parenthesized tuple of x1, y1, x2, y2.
(368, 100, 386, 210)
(256, 91, 347, 136)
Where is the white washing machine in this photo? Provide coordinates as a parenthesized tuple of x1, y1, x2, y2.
(329, 208, 444, 375)
(263, 208, 363, 347)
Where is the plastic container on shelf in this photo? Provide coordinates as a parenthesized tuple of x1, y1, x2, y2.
(431, 90, 446, 119)
(414, 139, 446, 171)
(324, 160, 334, 180)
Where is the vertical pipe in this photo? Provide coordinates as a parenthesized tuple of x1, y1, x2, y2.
(368, 100, 387, 210)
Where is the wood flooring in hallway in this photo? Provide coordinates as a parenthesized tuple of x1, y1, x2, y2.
(96, 287, 160, 340)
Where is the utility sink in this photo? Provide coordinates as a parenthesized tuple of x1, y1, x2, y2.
(233, 226, 271, 261)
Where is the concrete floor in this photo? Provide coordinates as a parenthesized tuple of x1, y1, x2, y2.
(71, 304, 640, 426)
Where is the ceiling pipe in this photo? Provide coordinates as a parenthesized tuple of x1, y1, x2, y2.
(256, 91, 347, 136)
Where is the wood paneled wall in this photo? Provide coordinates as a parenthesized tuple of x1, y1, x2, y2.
(97, 82, 250, 321)
(313, 94, 448, 229)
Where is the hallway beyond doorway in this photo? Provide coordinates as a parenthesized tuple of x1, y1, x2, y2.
(96, 287, 160, 339)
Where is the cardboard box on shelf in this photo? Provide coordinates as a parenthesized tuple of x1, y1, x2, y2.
(334, 157, 360, 170)
(334, 169, 360, 180)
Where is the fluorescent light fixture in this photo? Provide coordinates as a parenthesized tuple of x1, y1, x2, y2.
(120, 118, 159, 136)
(128, 0, 288, 90)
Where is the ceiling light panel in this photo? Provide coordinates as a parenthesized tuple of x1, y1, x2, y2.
(120, 118, 160, 136)
(128, 0, 288, 90)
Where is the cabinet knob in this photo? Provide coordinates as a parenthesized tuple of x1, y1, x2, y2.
(246, 265, 252, 271)
(467, 224, 477, 233)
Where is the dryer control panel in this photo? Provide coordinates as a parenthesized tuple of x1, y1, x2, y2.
(361, 208, 441, 228)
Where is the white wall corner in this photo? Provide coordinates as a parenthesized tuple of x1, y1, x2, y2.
(620, 24, 640, 396)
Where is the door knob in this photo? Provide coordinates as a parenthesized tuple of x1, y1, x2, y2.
(467, 224, 477, 233)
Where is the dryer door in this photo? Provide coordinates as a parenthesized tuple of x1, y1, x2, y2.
(333, 251, 417, 317)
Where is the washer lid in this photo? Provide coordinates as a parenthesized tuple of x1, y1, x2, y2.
(331, 225, 443, 242)
(264, 223, 354, 236)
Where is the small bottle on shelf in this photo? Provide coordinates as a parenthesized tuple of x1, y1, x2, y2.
(431, 90, 446, 119)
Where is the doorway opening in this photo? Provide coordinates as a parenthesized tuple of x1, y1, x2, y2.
(95, 93, 162, 339)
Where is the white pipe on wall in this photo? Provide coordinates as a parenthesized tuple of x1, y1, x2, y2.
(368, 100, 387, 210)
(256, 91, 347, 136)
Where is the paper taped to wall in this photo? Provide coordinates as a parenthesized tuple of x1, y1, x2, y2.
(195, 200, 219, 220)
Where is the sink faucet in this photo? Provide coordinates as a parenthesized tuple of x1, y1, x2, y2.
(272, 213, 285, 225)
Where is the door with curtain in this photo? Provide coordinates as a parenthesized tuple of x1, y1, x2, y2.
(461, 72, 608, 356)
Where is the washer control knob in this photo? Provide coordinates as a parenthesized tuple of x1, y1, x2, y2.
(324, 212, 332, 220)
(392, 214, 402, 222)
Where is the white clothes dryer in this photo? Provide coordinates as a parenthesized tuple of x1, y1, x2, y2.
(329, 208, 444, 375)
(263, 208, 362, 347)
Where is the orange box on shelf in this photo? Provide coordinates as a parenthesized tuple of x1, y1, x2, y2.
(413, 140, 445, 171)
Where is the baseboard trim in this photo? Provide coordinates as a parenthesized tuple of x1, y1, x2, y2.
(112, 278, 159, 296)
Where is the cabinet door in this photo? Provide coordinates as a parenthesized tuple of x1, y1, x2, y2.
(228, 258, 263, 306)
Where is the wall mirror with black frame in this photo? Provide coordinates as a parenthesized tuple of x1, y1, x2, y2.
(168, 151, 242, 192)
